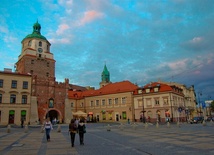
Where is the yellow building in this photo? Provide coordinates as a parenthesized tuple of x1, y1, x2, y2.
(0, 69, 32, 126)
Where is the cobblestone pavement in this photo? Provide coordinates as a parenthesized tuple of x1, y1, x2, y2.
(0, 122, 214, 155)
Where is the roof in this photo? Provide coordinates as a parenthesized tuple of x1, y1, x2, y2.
(68, 80, 138, 99)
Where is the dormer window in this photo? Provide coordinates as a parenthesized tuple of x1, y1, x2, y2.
(154, 87, 159, 92)
(138, 89, 142, 94)
(146, 89, 150, 93)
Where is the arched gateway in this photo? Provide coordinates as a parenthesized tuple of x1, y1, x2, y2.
(45, 109, 63, 124)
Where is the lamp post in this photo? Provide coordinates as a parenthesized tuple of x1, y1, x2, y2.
(198, 92, 202, 116)
(170, 93, 173, 122)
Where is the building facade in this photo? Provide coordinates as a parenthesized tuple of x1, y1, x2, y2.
(0, 69, 32, 125)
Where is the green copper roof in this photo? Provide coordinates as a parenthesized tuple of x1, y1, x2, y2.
(101, 64, 110, 82)
(22, 21, 47, 42)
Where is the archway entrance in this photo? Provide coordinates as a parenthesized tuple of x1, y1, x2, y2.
(46, 110, 58, 124)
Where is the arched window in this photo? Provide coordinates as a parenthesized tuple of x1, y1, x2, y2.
(28, 40, 32, 46)
(39, 41, 42, 47)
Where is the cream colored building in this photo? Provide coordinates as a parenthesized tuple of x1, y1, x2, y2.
(134, 82, 185, 123)
(0, 69, 32, 125)
(65, 81, 138, 123)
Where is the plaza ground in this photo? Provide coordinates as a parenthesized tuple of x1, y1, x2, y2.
(0, 122, 214, 155)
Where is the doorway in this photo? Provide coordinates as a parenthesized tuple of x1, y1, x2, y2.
(46, 110, 58, 124)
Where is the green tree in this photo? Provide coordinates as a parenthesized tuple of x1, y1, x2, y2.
(210, 100, 214, 112)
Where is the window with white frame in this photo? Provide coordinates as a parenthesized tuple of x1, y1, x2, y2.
(0, 94, 2, 103)
(154, 87, 159, 92)
(96, 100, 99, 107)
(114, 98, 118, 105)
(0, 79, 3, 88)
(22, 95, 27, 104)
(102, 99, 105, 106)
(11, 80, 17, 88)
(146, 89, 150, 93)
(163, 98, 168, 105)
(155, 98, 160, 105)
(108, 99, 112, 106)
(80, 102, 83, 107)
(71, 102, 74, 107)
(10, 94, 16, 103)
(146, 99, 151, 106)
(122, 97, 126, 104)
(90, 101, 94, 107)
(138, 99, 142, 106)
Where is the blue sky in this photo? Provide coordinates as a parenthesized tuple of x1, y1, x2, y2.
(0, 0, 214, 102)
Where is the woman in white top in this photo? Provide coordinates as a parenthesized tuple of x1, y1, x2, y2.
(43, 117, 53, 142)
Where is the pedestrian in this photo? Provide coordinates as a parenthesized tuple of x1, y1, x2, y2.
(69, 119, 77, 147)
(43, 117, 53, 142)
(78, 119, 86, 145)
(21, 117, 24, 128)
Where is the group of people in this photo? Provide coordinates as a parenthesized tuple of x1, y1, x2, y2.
(43, 117, 86, 147)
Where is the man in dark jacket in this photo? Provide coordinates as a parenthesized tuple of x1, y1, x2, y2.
(78, 119, 86, 145)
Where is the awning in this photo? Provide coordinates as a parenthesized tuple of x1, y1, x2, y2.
(9, 110, 15, 114)
(21, 110, 26, 115)
(72, 111, 87, 117)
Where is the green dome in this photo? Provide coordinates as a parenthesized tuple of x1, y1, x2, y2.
(22, 21, 47, 42)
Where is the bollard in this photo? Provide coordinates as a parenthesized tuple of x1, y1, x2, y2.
(24, 125, 28, 133)
(107, 124, 111, 131)
(202, 120, 206, 126)
(119, 123, 124, 131)
(177, 121, 180, 128)
(40, 125, 44, 133)
(57, 125, 61, 132)
(167, 122, 170, 128)
(7, 125, 11, 133)
(156, 122, 159, 128)
(145, 123, 148, 129)
(132, 123, 137, 130)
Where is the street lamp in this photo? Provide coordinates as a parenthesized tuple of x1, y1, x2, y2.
(198, 92, 202, 116)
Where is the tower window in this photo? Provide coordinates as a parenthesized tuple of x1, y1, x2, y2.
(31, 60, 34, 64)
(28, 40, 32, 46)
(39, 41, 42, 47)
(46, 72, 49, 77)
(47, 62, 49, 67)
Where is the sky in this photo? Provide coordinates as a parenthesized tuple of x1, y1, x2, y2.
(0, 0, 214, 102)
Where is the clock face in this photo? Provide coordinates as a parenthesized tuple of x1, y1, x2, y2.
(38, 48, 43, 53)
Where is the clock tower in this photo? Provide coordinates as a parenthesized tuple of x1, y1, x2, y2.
(16, 21, 55, 79)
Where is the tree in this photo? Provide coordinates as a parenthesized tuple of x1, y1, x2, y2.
(210, 100, 214, 112)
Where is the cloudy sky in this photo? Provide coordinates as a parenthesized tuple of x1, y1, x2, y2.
(0, 0, 214, 102)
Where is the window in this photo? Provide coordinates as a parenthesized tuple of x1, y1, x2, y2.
(155, 99, 160, 105)
(10, 94, 16, 103)
(122, 97, 126, 104)
(163, 98, 168, 105)
(102, 99, 105, 106)
(46, 72, 49, 77)
(28, 40, 32, 46)
(96, 100, 99, 107)
(30, 70, 33, 75)
(11, 80, 17, 88)
(0, 79, 3, 88)
(80, 102, 83, 107)
(108, 99, 112, 106)
(22, 95, 27, 104)
(90, 101, 94, 107)
(23, 81, 28, 89)
(115, 98, 118, 105)
(154, 87, 159, 92)
(39, 41, 42, 47)
(31, 60, 34, 64)
(146, 89, 150, 93)
(0, 94, 2, 103)
(47, 62, 49, 67)
(71, 102, 74, 107)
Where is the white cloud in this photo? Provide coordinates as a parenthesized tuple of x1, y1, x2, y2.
(190, 37, 203, 44)
(49, 38, 71, 44)
(77, 10, 104, 26)
(56, 24, 70, 35)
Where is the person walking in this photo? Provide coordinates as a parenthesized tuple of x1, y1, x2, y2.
(43, 117, 53, 142)
(69, 119, 77, 147)
(78, 119, 86, 145)
(21, 117, 24, 128)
